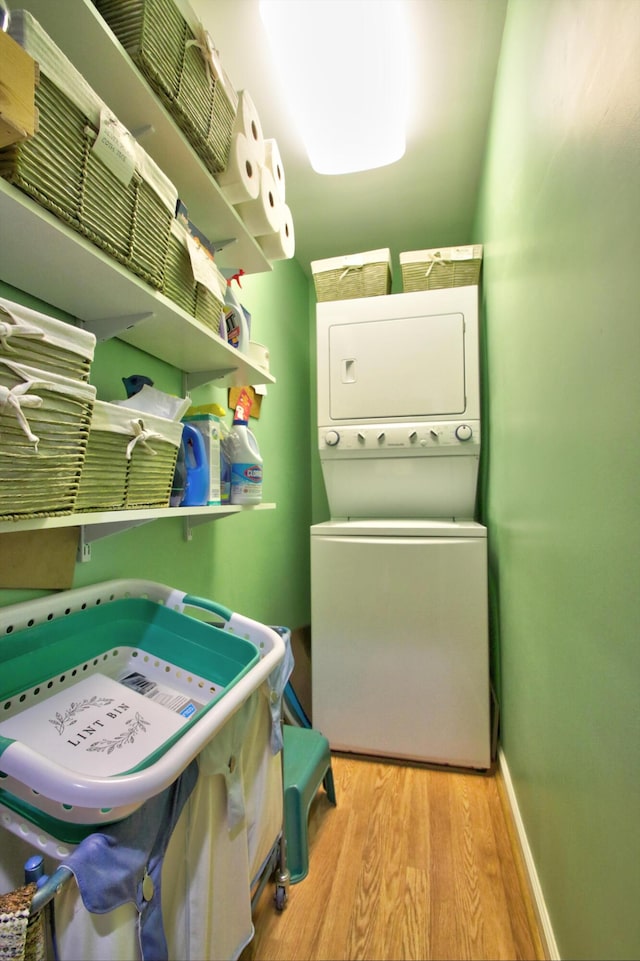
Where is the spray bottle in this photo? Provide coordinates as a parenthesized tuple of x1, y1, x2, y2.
(229, 388, 263, 505)
(223, 269, 249, 353)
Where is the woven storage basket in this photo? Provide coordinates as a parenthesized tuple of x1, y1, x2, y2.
(0, 358, 96, 520)
(124, 409, 183, 509)
(163, 219, 198, 316)
(163, 219, 227, 336)
(195, 276, 227, 336)
(75, 401, 182, 512)
(400, 245, 483, 292)
(75, 401, 132, 511)
(311, 248, 392, 302)
(1, 11, 178, 291)
(94, 0, 237, 177)
(0, 297, 96, 383)
(0, 66, 86, 226)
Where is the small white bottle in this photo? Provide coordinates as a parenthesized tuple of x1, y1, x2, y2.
(229, 418, 263, 505)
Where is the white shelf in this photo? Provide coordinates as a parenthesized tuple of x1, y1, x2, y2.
(21, 0, 271, 275)
(0, 503, 276, 543)
(0, 0, 277, 559)
(0, 180, 274, 388)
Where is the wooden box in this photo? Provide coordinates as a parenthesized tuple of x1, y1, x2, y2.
(0, 29, 38, 147)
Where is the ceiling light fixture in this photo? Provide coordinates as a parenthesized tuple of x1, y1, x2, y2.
(259, 0, 409, 176)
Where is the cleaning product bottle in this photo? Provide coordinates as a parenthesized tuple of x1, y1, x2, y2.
(180, 422, 210, 507)
(182, 402, 225, 505)
(229, 388, 262, 505)
(219, 418, 232, 504)
(223, 269, 249, 353)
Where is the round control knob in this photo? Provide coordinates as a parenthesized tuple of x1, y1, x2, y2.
(455, 424, 473, 441)
(324, 430, 340, 447)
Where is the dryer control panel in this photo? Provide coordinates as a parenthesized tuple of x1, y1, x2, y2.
(319, 421, 481, 456)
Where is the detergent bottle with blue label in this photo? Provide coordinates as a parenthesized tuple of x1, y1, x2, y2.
(229, 389, 263, 505)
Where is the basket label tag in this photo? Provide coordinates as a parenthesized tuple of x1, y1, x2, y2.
(450, 246, 476, 261)
(119, 670, 203, 718)
(184, 231, 226, 295)
(92, 108, 136, 186)
(0, 674, 186, 777)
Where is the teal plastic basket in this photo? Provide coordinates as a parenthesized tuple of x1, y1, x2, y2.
(0, 597, 260, 827)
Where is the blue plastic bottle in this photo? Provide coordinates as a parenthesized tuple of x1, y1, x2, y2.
(180, 423, 209, 507)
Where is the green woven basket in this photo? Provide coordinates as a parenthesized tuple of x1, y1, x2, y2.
(163, 226, 198, 316)
(81, 128, 175, 290)
(0, 297, 96, 383)
(195, 283, 226, 337)
(75, 402, 183, 513)
(0, 360, 95, 520)
(95, 0, 186, 99)
(162, 220, 226, 337)
(75, 401, 130, 512)
(0, 72, 86, 228)
(95, 0, 237, 175)
(311, 248, 392, 302)
(400, 245, 483, 292)
(124, 412, 182, 509)
(2, 11, 177, 292)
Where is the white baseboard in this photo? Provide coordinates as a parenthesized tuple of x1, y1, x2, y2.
(498, 747, 560, 960)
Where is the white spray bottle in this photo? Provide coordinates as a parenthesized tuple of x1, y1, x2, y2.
(223, 269, 249, 353)
(229, 388, 263, 505)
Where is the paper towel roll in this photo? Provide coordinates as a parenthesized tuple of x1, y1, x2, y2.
(263, 138, 285, 203)
(215, 132, 260, 205)
(236, 165, 281, 236)
(232, 90, 265, 167)
(257, 203, 295, 261)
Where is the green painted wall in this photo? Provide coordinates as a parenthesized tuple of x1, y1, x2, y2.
(474, 2, 640, 959)
(0, 256, 312, 629)
(3, 3, 640, 957)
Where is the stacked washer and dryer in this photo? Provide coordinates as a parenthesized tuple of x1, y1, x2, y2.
(311, 284, 491, 770)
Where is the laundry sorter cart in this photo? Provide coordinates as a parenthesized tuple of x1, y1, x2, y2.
(0, 578, 292, 960)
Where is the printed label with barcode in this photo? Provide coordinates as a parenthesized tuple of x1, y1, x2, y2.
(120, 672, 157, 696)
(118, 671, 203, 719)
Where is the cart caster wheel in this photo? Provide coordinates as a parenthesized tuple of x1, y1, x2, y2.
(274, 867, 289, 912)
(275, 884, 287, 911)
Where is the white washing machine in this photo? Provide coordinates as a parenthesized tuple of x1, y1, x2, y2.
(311, 286, 491, 769)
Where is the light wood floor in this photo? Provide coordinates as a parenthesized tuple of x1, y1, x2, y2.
(241, 753, 546, 961)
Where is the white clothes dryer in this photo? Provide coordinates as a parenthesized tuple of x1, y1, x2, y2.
(311, 286, 491, 768)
